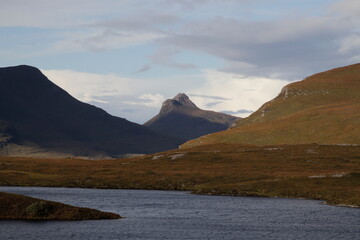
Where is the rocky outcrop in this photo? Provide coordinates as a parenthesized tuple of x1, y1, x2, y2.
(144, 93, 239, 140)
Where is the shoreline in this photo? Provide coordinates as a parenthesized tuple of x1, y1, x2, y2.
(1, 185, 359, 209)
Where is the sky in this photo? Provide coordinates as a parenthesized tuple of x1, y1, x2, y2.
(1, 0, 360, 123)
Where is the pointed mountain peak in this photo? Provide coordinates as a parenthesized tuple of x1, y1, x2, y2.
(172, 93, 198, 109)
(157, 93, 197, 115)
(144, 92, 240, 140)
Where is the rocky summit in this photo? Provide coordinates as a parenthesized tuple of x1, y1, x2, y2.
(144, 93, 239, 140)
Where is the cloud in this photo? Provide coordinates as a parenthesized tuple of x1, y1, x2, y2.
(123, 93, 165, 108)
(95, 12, 180, 31)
(205, 101, 222, 108)
(0, 1, 178, 55)
(148, 48, 197, 69)
(5, 0, 360, 123)
(86, 95, 164, 124)
(0, 1, 181, 28)
(4, 0, 358, 80)
(221, 109, 254, 115)
(161, 0, 216, 9)
(187, 94, 230, 101)
(121, 109, 136, 113)
(41, 70, 166, 109)
(134, 64, 152, 73)
(41, 69, 134, 102)
(330, 0, 360, 18)
(161, 16, 354, 79)
(189, 69, 290, 118)
(49, 29, 164, 53)
(40, 67, 289, 121)
(84, 95, 109, 104)
(338, 34, 360, 54)
(41, 68, 205, 102)
(40, 69, 172, 123)
(0, 0, 119, 27)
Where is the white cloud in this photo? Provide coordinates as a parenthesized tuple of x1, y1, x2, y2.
(41, 69, 167, 123)
(330, 0, 360, 18)
(148, 48, 197, 69)
(161, 16, 352, 79)
(41, 68, 204, 103)
(0, 0, 256, 28)
(2, 0, 359, 80)
(5, 0, 359, 123)
(41, 69, 134, 102)
(41, 68, 291, 121)
(139, 94, 165, 107)
(123, 93, 166, 108)
(0, 1, 172, 55)
(40, 68, 198, 123)
(188, 69, 290, 118)
(48, 29, 165, 54)
(338, 34, 360, 54)
(85, 95, 163, 124)
(0, 0, 101, 27)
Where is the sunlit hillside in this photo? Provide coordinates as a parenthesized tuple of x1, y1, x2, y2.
(182, 64, 360, 147)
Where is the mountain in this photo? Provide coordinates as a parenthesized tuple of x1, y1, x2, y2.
(182, 63, 360, 148)
(0, 65, 182, 157)
(144, 93, 239, 140)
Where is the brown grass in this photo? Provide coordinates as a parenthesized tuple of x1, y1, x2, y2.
(0, 144, 359, 207)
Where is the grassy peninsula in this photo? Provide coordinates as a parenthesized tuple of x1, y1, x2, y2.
(0, 192, 121, 220)
(0, 144, 359, 207)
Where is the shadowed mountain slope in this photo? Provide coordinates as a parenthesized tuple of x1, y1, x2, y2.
(144, 93, 239, 140)
(182, 63, 360, 148)
(0, 65, 181, 157)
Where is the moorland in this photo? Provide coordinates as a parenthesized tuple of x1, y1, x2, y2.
(0, 144, 359, 207)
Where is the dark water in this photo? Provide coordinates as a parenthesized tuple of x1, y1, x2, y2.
(0, 187, 359, 240)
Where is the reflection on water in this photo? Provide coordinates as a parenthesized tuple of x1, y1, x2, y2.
(0, 186, 359, 240)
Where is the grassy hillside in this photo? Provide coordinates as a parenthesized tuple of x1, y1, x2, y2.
(0, 144, 359, 207)
(0, 192, 121, 220)
(182, 64, 360, 148)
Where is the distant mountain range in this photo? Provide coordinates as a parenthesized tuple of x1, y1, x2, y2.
(144, 93, 239, 140)
(182, 63, 360, 148)
(0, 65, 182, 158)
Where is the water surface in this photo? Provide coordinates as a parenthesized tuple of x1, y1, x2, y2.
(0, 186, 359, 239)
